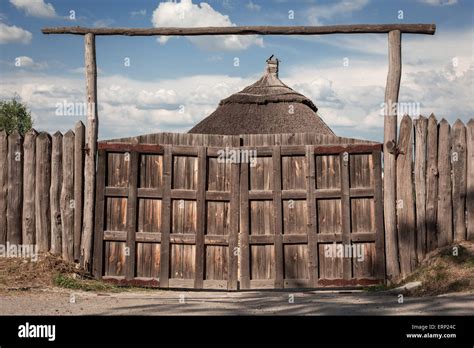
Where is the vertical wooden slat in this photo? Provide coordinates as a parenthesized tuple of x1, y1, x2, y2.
(7, 131, 23, 245)
(383, 29, 402, 281)
(35, 132, 51, 252)
(452, 120, 467, 242)
(0, 130, 7, 245)
(159, 145, 172, 287)
(61, 130, 75, 261)
(467, 119, 474, 240)
(228, 158, 239, 290)
(125, 151, 139, 280)
(426, 114, 439, 251)
(437, 119, 453, 247)
(306, 145, 318, 286)
(396, 115, 416, 276)
(50, 131, 63, 255)
(82, 32, 99, 272)
(194, 146, 206, 289)
(273, 146, 283, 288)
(74, 121, 85, 261)
(22, 129, 37, 245)
(239, 160, 250, 289)
(93, 149, 106, 278)
(340, 150, 351, 280)
(372, 149, 386, 280)
(414, 116, 428, 261)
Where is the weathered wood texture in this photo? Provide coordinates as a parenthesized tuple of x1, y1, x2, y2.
(81, 32, 99, 272)
(396, 116, 416, 276)
(437, 119, 453, 247)
(426, 115, 439, 251)
(22, 130, 36, 245)
(452, 120, 467, 242)
(74, 121, 85, 261)
(61, 130, 75, 261)
(42, 24, 436, 36)
(383, 30, 402, 281)
(35, 132, 51, 252)
(7, 131, 23, 245)
(50, 132, 63, 254)
(414, 116, 427, 261)
(467, 120, 474, 240)
(0, 131, 7, 245)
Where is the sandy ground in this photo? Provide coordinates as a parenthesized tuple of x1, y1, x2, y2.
(0, 288, 473, 315)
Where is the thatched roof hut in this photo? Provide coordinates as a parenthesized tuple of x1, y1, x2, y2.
(189, 56, 334, 135)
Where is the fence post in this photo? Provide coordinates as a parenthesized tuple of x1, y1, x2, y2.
(437, 119, 453, 247)
(36, 132, 52, 252)
(61, 130, 75, 261)
(7, 131, 23, 246)
(0, 130, 7, 245)
(467, 119, 474, 240)
(396, 115, 416, 276)
(452, 120, 467, 242)
(74, 121, 85, 261)
(383, 29, 402, 280)
(50, 131, 63, 255)
(22, 129, 37, 245)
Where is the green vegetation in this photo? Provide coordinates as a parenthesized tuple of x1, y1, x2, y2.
(0, 97, 33, 135)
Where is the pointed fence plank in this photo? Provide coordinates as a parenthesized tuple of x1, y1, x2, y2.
(426, 115, 439, 251)
(414, 116, 428, 261)
(396, 116, 416, 276)
(452, 120, 467, 242)
(61, 130, 75, 261)
(0, 130, 8, 245)
(437, 119, 453, 247)
(467, 119, 474, 240)
(7, 131, 23, 245)
(36, 132, 52, 252)
(22, 129, 37, 245)
(50, 132, 63, 255)
(74, 121, 85, 261)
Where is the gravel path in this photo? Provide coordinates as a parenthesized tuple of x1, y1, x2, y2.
(0, 288, 473, 315)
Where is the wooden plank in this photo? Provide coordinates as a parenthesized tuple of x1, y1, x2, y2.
(467, 119, 474, 240)
(42, 24, 436, 36)
(383, 29, 401, 281)
(426, 114, 439, 251)
(396, 115, 416, 276)
(61, 130, 75, 261)
(81, 32, 99, 272)
(414, 116, 428, 261)
(98, 142, 164, 153)
(22, 129, 37, 245)
(452, 120, 467, 241)
(0, 130, 7, 245)
(125, 151, 138, 280)
(273, 146, 283, 288)
(437, 119, 453, 247)
(340, 150, 351, 280)
(314, 143, 382, 154)
(7, 131, 23, 245)
(240, 160, 250, 289)
(194, 147, 206, 289)
(92, 149, 106, 278)
(306, 145, 318, 286)
(74, 121, 85, 261)
(50, 131, 63, 255)
(35, 132, 51, 252)
(159, 146, 172, 287)
(228, 160, 239, 290)
(372, 150, 386, 280)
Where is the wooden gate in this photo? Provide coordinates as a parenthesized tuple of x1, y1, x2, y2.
(93, 142, 384, 289)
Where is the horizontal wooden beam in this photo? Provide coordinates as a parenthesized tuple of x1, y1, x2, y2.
(42, 24, 436, 36)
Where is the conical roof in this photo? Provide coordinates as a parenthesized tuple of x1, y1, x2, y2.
(189, 56, 335, 135)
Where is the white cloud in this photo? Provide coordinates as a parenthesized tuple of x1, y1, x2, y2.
(151, 0, 263, 51)
(9, 0, 56, 18)
(93, 18, 114, 28)
(246, 1, 261, 11)
(307, 0, 369, 25)
(0, 22, 32, 44)
(13, 56, 47, 69)
(130, 9, 147, 18)
(418, 0, 457, 5)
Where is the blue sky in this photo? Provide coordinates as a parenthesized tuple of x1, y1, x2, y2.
(0, 0, 473, 140)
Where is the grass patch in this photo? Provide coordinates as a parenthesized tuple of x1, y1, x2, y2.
(53, 274, 121, 292)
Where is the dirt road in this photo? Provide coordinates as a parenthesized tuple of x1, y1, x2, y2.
(0, 288, 472, 315)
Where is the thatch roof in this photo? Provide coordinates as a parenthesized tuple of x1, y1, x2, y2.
(189, 56, 335, 136)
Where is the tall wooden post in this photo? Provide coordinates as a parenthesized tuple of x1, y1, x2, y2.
(81, 33, 98, 272)
(383, 30, 401, 281)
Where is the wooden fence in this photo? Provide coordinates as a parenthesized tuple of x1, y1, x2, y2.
(388, 115, 474, 279)
(0, 122, 85, 262)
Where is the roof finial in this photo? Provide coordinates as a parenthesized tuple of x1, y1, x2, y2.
(265, 55, 279, 77)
